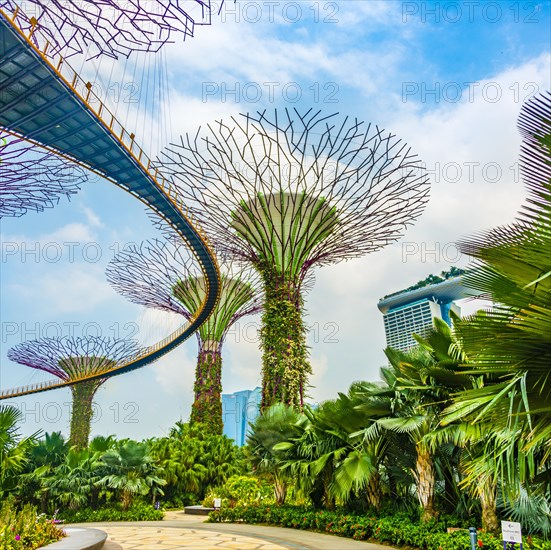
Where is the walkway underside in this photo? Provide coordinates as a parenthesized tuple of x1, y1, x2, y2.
(0, 7, 220, 399)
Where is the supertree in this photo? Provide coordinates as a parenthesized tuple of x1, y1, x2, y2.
(7, 336, 143, 449)
(106, 238, 262, 434)
(0, 133, 87, 217)
(0, 0, 225, 59)
(157, 109, 430, 409)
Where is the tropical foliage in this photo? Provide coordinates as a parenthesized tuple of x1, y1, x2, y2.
(148, 421, 247, 507)
(0, 420, 245, 524)
(0, 406, 37, 500)
(0, 501, 64, 550)
(0, 93, 549, 548)
(443, 91, 551, 494)
(209, 504, 551, 549)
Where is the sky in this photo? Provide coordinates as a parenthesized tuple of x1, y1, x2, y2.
(0, 0, 550, 440)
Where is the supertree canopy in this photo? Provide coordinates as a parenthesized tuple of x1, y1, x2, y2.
(7, 336, 142, 449)
(106, 238, 262, 434)
(158, 109, 430, 409)
(0, 133, 87, 217)
(0, 0, 224, 59)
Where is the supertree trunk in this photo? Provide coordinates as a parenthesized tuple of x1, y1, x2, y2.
(190, 346, 223, 435)
(70, 380, 98, 450)
(260, 275, 310, 410)
(416, 447, 437, 522)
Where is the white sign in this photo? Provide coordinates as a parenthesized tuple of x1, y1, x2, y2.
(213, 498, 222, 509)
(502, 521, 522, 543)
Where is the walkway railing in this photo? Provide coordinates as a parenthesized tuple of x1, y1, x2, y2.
(0, 6, 221, 399)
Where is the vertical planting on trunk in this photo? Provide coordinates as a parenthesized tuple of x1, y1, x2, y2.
(70, 380, 102, 450)
(190, 349, 223, 434)
(259, 271, 310, 409)
(7, 338, 141, 449)
(107, 240, 262, 436)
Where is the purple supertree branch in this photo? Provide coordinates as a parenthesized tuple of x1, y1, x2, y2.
(0, 0, 226, 59)
(106, 237, 263, 343)
(156, 108, 430, 278)
(106, 238, 197, 318)
(0, 133, 87, 218)
(7, 336, 144, 382)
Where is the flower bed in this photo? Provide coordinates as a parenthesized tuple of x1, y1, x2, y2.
(208, 504, 551, 550)
(0, 503, 65, 550)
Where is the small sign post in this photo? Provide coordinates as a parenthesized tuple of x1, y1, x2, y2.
(502, 521, 523, 550)
(213, 498, 222, 510)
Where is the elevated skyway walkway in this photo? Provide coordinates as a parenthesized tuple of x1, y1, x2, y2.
(0, 6, 221, 399)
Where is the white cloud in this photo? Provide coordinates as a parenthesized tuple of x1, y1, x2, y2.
(308, 352, 330, 404)
(387, 53, 550, 240)
(82, 206, 104, 228)
(8, 264, 113, 315)
(1, 222, 98, 249)
(161, 4, 406, 105)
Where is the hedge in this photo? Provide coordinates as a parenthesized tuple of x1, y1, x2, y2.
(208, 504, 551, 550)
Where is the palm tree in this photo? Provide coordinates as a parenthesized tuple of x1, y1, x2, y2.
(30, 432, 68, 467)
(42, 448, 104, 510)
(385, 317, 506, 529)
(201, 433, 246, 490)
(247, 404, 303, 505)
(149, 436, 207, 499)
(409, 318, 501, 532)
(273, 404, 340, 510)
(275, 395, 389, 511)
(351, 321, 473, 522)
(21, 432, 68, 512)
(150, 421, 246, 505)
(365, 348, 444, 521)
(89, 435, 117, 453)
(0, 405, 37, 498)
(100, 441, 166, 510)
(444, 91, 551, 492)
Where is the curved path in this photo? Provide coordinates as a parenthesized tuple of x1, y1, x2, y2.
(71, 512, 395, 550)
(0, 6, 220, 399)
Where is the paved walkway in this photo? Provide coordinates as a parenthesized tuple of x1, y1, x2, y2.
(71, 510, 395, 550)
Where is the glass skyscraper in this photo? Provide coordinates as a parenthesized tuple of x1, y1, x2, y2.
(221, 387, 261, 446)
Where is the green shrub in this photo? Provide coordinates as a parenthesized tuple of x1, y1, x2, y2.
(208, 504, 551, 550)
(203, 475, 274, 508)
(0, 502, 65, 550)
(58, 503, 163, 523)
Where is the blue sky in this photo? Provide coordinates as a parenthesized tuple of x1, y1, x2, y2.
(1, 0, 550, 439)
